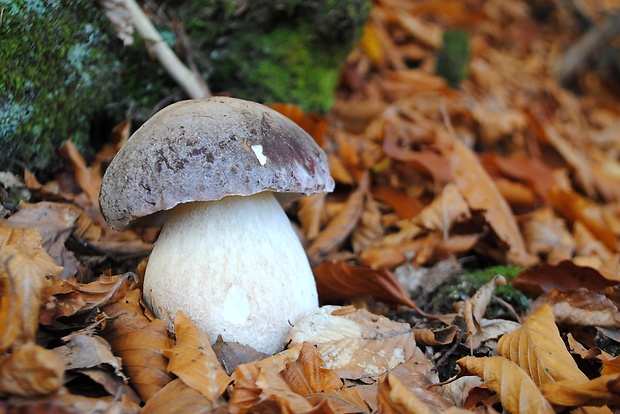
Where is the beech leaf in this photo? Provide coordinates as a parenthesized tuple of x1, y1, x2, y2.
(101, 289, 174, 402)
(288, 306, 417, 379)
(456, 356, 555, 413)
(162, 311, 231, 401)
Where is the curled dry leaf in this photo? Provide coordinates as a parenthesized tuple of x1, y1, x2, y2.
(0, 244, 61, 352)
(101, 289, 174, 402)
(40, 272, 137, 325)
(162, 312, 231, 402)
(456, 356, 555, 414)
(530, 288, 620, 328)
(313, 260, 420, 310)
(550, 186, 617, 252)
(540, 374, 620, 408)
(281, 342, 369, 412)
(298, 193, 327, 242)
(449, 138, 532, 267)
(287, 305, 416, 380)
(352, 192, 383, 253)
(58, 141, 102, 208)
(497, 304, 588, 386)
(306, 172, 369, 264)
(512, 260, 617, 296)
(521, 208, 575, 264)
(141, 378, 225, 414)
(0, 342, 65, 397)
(0, 223, 42, 250)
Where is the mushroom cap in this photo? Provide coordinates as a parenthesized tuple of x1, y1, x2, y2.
(99, 97, 335, 230)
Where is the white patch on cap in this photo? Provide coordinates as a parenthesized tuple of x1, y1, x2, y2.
(251, 144, 267, 165)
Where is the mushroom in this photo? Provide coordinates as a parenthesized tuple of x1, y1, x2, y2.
(99, 97, 334, 354)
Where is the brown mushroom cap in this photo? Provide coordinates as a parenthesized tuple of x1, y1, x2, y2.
(99, 97, 335, 231)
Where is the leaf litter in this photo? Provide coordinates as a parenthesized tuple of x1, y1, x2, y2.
(2, 0, 620, 412)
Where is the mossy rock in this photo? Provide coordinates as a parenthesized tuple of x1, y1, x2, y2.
(177, 0, 371, 113)
(0, 0, 170, 173)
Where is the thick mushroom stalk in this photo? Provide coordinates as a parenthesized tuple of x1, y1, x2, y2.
(143, 192, 318, 354)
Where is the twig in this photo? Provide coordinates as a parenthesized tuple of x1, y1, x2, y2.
(555, 10, 620, 85)
(125, 0, 211, 99)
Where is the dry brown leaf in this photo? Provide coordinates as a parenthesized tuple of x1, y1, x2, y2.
(456, 356, 555, 413)
(377, 374, 440, 414)
(449, 138, 532, 267)
(372, 186, 424, 220)
(40, 272, 137, 325)
(521, 208, 575, 264)
(530, 289, 620, 328)
(307, 172, 369, 263)
(512, 260, 617, 295)
(288, 306, 416, 380)
(298, 193, 327, 241)
(281, 342, 369, 412)
(141, 378, 227, 414)
(0, 223, 42, 250)
(313, 260, 420, 310)
(540, 373, 620, 408)
(492, 154, 557, 205)
(0, 342, 65, 397)
(254, 365, 317, 413)
(281, 343, 343, 396)
(101, 289, 174, 402)
(497, 304, 588, 386)
(550, 187, 617, 252)
(163, 311, 231, 401)
(0, 244, 60, 352)
(352, 193, 383, 253)
(58, 140, 102, 208)
(5, 392, 140, 413)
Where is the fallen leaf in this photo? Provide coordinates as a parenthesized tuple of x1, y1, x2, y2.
(521, 207, 575, 264)
(141, 378, 227, 414)
(307, 172, 369, 263)
(512, 260, 617, 295)
(0, 342, 65, 397)
(298, 193, 327, 242)
(497, 304, 589, 386)
(449, 138, 533, 267)
(40, 272, 138, 325)
(377, 374, 442, 414)
(540, 374, 620, 408)
(287, 306, 417, 379)
(162, 311, 231, 401)
(313, 260, 420, 310)
(101, 289, 174, 402)
(0, 244, 60, 352)
(456, 356, 555, 413)
(530, 289, 620, 328)
(550, 186, 617, 251)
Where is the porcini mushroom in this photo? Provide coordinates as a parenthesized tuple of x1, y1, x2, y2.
(99, 97, 334, 354)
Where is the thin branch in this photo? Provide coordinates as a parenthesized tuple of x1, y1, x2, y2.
(125, 0, 212, 99)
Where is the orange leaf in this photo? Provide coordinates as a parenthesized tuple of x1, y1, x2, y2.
(306, 172, 369, 263)
(449, 138, 532, 267)
(512, 260, 617, 296)
(0, 244, 60, 352)
(162, 312, 231, 401)
(457, 356, 555, 413)
(550, 186, 617, 251)
(0, 343, 65, 397)
(141, 378, 225, 414)
(281, 342, 343, 397)
(497, 304, 588, 386)
(313, 260, 420, 310)
(101, 289, 174, 402)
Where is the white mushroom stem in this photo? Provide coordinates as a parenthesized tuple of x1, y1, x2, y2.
(143, 192, 319, 354)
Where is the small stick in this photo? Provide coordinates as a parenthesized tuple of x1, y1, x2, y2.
(125, 0, 211, 99)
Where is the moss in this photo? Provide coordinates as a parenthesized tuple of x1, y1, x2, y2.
(178, 0, 370, 113)
(429, 265, 530, 317)
(0, 0, 171, 173)
(435, 29, 471, 89)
